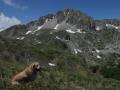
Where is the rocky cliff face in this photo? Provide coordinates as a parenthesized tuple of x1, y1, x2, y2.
(27, 8, 94, 31)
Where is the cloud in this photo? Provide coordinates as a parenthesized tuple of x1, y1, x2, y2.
(2, 0, 27, 10)
(0, 13, 21, 31)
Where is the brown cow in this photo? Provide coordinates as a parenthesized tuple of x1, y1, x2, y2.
(11, 62, 41, 85)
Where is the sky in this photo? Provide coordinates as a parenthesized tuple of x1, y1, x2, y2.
(0, 0, 120, 30)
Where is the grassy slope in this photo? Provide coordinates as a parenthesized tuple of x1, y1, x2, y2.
(0, 29, 120, 90)
(0, 40, 120, 90)
(0, 54, 120, 90)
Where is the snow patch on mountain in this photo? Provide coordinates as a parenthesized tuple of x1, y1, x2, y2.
(96, 49, 100, 53)
(74, 49, 82, 54)
(38, 26, 43, 30)
(96, 26, 103, 31)
(16, 37, 25, 40)
(76, 29, 86, 33)
(66, 28, 86, 34)
(97, 55, 101, 59)
(66, 29, 76, 33)
(55, 21, 71, 30)
(56, 36, 61, 40)
(54, 24, 60, 29)
(26, 30, 32, 35)
(33, 26, 43, 33)
(48, 63, 56, 67)
(106, 24, 120, 29)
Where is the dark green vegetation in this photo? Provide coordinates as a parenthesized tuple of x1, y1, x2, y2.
(0, 29, 120, 90)
(101, 53, 120, 80)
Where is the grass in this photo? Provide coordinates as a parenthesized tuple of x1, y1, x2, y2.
(0, 29, 120, 90)
(0, 53, 120, 90)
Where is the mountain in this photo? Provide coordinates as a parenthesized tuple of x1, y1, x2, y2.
(0, 9, 94, 37)
(0, 8, 120, 90)
(95, 19, 120, 30)
(27, 8, 94, 31)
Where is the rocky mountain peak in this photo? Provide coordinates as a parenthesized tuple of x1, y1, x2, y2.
(26, 8, 94, 31)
